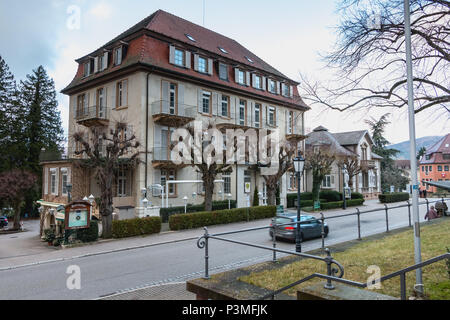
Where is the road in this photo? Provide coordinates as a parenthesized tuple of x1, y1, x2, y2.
(0, 201, 438, 299)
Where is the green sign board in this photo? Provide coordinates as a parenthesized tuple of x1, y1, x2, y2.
(276, 205, 284, 214)
(65, 201, 91, 230)
(314, 201, 321, 210)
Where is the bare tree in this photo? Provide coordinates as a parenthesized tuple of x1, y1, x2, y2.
(305, 147, 336, 202)
(338, 155, 361, 190)
(300, 0, 449, 116)
(73, 122, 140, 238)
(0, 169, 37, 230)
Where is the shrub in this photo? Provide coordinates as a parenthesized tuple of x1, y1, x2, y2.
(350, 192, 364, 200)
(286, 193, 319, 208)
(169, 205, 276, 231)
(112, 216, 161, 238)
(320, 198, 365, 210)
(378, 192, 410, 203)
(160, 200, 237, 223)
(319, 190, 342, 202)
(76, 220, 99, 242)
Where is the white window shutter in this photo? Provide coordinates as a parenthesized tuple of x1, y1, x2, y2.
(161, 81, 169, 113)
(117, 47, 122, 65)
(123, 80, 128, 106)
(276, 81, 281, 95)
(245, 72, 250, 86)
(194, 54, 199, 71)
(234, 68, 239, 83)
(212, 92, 218, 116)
(103, 52, 108, 70)
(55, 169, 59, 196)
(285, 110, 289, 134)
(67, 167, 71, 184)
(252, 74, 256, 88)
(198, 89, 203, 113)
(44, 167, 49, 195)
(262, 105, 267, 127)
(169, 45, 175, 64)
(290, 85, 294, 98)
(207, 59, 213, 75)
(94, 57, 99, 73)
(249, 102, 253, 127)
(178, 84, 185, 115)
(185, 51, 191, 68)
(262, 76, 267, 91)
(275, 108, 279, 127)
(111, 83, 116, 109)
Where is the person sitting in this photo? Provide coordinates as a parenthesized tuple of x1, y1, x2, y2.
(424, 206, 438, 221)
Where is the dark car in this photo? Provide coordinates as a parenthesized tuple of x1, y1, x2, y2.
(0, 216, 8, 228)
(269, 214, 328, 242)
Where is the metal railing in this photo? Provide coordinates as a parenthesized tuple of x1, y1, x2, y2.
(75, 105, 108, 121)
(151, 100, 197, 118)
(195, 197, 449, 299)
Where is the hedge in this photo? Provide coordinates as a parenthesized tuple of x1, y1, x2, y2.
(378, 192, 410, 203)
(76, 221, 99, 242)
(160, 200, 237, 223)
(112, 216, 162, 238)
(320, 198, 365, 210)
(169, 205, 276, 231)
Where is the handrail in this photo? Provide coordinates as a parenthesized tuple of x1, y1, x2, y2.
(259, 253, 450, 300)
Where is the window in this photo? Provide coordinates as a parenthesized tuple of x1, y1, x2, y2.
(174, 48, 184, 66)
(239, 99, 246, 126)
(114, 47, 122, 65)
(169, 83, 177, 115)
(268, 79, 276, 93)
(117, 169, 127, 197)
(422, 166, 425, 172)
(223, 172, 231, 194)
(219, 63, 228, 80)
(238, 70, 245, 84)
(438, 165, 443, 171)
(97, 88, 105, 117)
(322, 175, 333, 188)
(445, 165, 449, 171)
(268, 106, 276, 126)
(76, 93, 87, 117)
(161, 170, 176, 195)
(83, 61, 90, 77)
(198, 56, 207, 73)
(202, 90, 211, 114)
(50, 170, 57, 195)
(254, 104, 261, 128)
(221, 95, 229, 117)
(282, 83, 290, 97)
(429, 166, 432, 172)
(287, 111, 293, 134)
(254, 75, 261, 89)
(61, 170, 68, 195)
(116, 80, 128, 108)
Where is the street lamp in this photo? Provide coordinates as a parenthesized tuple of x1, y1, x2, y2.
(227, 193, 232, 209)
(66, 184, 72, 203)
(293, 155, 305, 253)
(183, 196, 189, 213)
(88, 194, 95, 219)
(342, 166, 348, 210)
(142, 198, 149, 217)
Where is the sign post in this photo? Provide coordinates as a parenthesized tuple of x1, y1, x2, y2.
(64, 201, 91, 244)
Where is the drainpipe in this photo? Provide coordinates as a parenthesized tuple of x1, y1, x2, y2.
(145, 70, 154, 190)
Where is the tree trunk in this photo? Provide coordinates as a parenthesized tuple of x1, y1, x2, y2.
(102, 214, 112, 238)
(13, 202, 20, 230)
(312, 173, 321, 203)
(204, 175, 215, 212)
(267, 187, 277, 206)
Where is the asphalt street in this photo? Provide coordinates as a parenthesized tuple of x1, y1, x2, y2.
(0, 201, 440, 299)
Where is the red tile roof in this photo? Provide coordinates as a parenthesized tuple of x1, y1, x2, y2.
(62, 10, 308, 110)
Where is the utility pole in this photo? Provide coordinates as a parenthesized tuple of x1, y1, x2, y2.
(404, 0, 423, 294)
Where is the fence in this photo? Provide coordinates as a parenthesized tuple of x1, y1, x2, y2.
(195, 197, 449, 299)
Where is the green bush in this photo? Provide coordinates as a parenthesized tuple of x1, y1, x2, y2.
(76, 220, 99, 242)
(160, 200, 237, 223)
(286, 193, 322, 208)
(320, 198, 365, 210)
(319, 190, 342, 202)
(378, 193, 410, 203)
(169, 205, 276, 231)
(350, 192, 364, 200)
(112, 216, 161, 238)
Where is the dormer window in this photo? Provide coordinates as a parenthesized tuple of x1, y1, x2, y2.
(83, 61, 91, 77)
(185, 34, 196, 42)
(252, 74, 262, 89)
(169, 45, 191, 69)
(282, 83, 290, 97)
(219, 63, 228, 81)
(268, 79, 276, 93)
(234, 68, 249, 86)
(198, 56, 207, 73)
(174, 48, 184, 66)
(238, 70, 245, 84)
(114, 46, 123, 65)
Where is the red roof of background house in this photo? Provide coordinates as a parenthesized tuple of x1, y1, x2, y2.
(62, 10, 308, 110)
(420, 133, 450, 164)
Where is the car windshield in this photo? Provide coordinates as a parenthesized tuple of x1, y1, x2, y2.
(275, 217, 292, 225)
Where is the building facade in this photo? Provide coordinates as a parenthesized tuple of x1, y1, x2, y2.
(40, 10, 309, 221)
(302, 126, 382, 199)
(419, 134, 450, 194)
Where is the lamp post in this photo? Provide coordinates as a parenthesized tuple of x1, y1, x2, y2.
(227, 193, 232, 209)
(88, 194, 95, 219)
(183, 196, 188, 213)
(342, 166, 348, 210)
(66, 184, 72, 203)
(293, 155, 305, 253)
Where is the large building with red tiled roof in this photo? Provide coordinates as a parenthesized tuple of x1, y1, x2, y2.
(39, 9, 309, 223)
(419, 133, 450, 194)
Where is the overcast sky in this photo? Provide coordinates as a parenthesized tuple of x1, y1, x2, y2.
(0, 0, 448, 145)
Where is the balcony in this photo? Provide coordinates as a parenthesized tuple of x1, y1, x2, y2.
(75, 105, 109, 127)
(152, 100, 196, 127)
(360, 160, 376, 170)
(215, 111, 269, 131)
(152, 146, 187, 169)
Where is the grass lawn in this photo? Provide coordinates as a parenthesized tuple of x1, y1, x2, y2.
(240, 217, 450, 299)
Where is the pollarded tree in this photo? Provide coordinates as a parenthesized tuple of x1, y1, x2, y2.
(0, 170, 37, 230)
(305, 147, 336, 202)
(300, 0, 450, 116)
(73, 122, 140, 238)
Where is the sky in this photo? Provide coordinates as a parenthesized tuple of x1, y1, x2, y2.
(0, 0, 448, 145)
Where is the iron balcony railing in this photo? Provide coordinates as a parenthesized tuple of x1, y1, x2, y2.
(153, 146, 170, 161)
(151, 100, 197, 118)
(75, 105, 108, 122)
